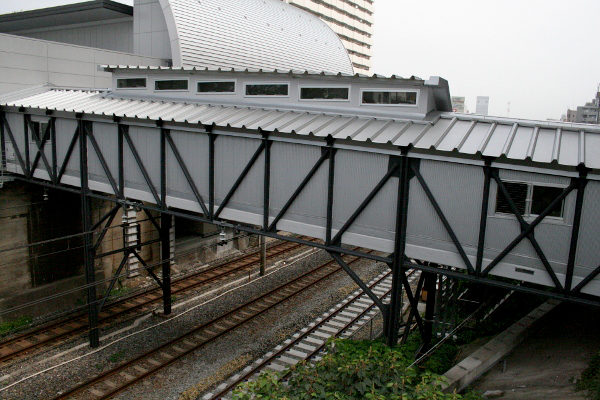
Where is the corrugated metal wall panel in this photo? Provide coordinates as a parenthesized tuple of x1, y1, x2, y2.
(54, 118, 79, 178)
(332, 149, 396, 241)
(124, 125, 161, 194)
(269, 141, 328, 230)
(576, 181, 600, 268)
(166, 129, 211, 206)
(89, 122, 119, 189)
(5, 113, 25, 172)
(406, 159, 482, 248)
(214, 135, 263, 212)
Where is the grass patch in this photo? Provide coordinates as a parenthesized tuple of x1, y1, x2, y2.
(108, 286, 131, 300)
(577, 352, 600, 399)
(0, 316, 32, 336)
(108, 349, 126, 363)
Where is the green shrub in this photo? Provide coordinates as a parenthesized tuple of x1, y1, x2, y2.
(233, 339, 472, 399)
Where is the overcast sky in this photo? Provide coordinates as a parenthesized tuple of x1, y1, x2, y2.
(1, 0, 598, 121)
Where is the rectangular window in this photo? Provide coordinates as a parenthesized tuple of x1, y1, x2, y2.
(29, 120, 50, 143)
(300, 87, 349, 100)
(155, 79, 188, 91)
(361, 90, 417, 105)
(198, 81, 236, 93)
(245, 83, 288, 96)
(495, 181, 565, 219)
(116, 78, 147, 89)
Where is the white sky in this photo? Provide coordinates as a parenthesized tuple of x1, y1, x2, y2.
(1, 0, 598, 121)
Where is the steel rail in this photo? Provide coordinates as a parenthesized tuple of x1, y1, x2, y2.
(0, 239, 311, 366)
(50, 249, 366, 400)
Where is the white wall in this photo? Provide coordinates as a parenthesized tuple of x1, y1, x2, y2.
(134, 0, 171, 60)
(0, 33, 168, 93)
(10, 19, 134, 54)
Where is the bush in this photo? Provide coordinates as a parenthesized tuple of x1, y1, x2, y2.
(233, 339, 473, 399)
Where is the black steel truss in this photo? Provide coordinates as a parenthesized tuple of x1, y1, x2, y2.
(1, 111, 599, 349)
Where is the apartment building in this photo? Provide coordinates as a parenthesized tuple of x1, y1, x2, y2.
(284, 0, 374, 73)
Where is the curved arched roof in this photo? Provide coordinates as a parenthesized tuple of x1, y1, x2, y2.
(159, 0, 354, 74)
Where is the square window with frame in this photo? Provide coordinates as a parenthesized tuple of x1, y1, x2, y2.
(495, 181, 565, 219)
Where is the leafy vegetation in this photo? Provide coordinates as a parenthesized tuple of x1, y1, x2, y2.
(0, 316, 32, 336)
(232, 338, 479, 399)
(577, 351, 600, 399)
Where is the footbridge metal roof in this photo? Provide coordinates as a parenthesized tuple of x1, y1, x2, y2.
(4, 87, 600, 172)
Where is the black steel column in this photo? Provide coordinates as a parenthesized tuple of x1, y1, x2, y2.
(565, 168, 588, 292)
(386, 153, 411, 347)
(0, 113, 5, 171)
(476, 159, 492, 275)
(422, 271, 437, 351)
(161, 213, 172, 315)
(261, 132, 271, 276)
(208, 128, 215, 220)
(325, 139, 336, 245)
(79, 118, 99, 348)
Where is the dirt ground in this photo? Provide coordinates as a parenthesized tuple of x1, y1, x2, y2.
(470, 302, 600, 399)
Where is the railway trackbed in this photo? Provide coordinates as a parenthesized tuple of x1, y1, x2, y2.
(0, 238, 313, 367)
(49, 249, 369, 399)
(204, 269, 419, 399)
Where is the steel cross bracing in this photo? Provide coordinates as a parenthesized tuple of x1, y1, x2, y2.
(1, 109, 599, 349)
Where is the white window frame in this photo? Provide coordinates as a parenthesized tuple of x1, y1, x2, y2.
(493, 180, 568, 222)
(244, 82, 290, 98)
(115, 76, 148, 90)
(196, 79, 237, 95)
(359, 88, 419, 107)
(298, 85, 351, 102)
(153, 78, 190, 92)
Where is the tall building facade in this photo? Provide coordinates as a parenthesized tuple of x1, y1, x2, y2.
(284, 0, 374, 73)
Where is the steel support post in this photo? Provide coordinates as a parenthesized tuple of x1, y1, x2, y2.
(260, 235, 266, 276)
(79, 119, 99, 348)
(0, 113, 5, 172)
(325, 140, 336, 245)
(386, 154, 410, 347)
(565, 168, 588, 292)
(161, 213, 172, 315)
(422, 271, 437, 351)
(476, 160, 492, 276)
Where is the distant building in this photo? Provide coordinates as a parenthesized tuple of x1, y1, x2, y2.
(476, 96, 489, 116)
(451, 96, 466, 113)
(283, 0, 374, 73)
(564, 109, 577, 122)
(573, 92, 600, 124)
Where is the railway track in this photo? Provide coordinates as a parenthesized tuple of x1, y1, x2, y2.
(205, 269, 419, 399)
(50, 249, 368, 399)
(0, 238, 313, 367)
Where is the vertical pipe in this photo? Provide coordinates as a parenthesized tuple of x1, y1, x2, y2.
(23, 114, 30, 176)
(161, 213, 172, 315)
(79, 119, 99, 348)
(263, 133, 271, 230)
(387, 155, 410, 347)
(51, 118, 57, 183)
(160, 128, 167, 210)
(118, 124, 125, 199)
(209, 132, 215, 220)
(423, 271, 437, 351)
(565, 171, 588, 292)
(0, 113, 5, 171)
(260, 234, 266, 276)
(325, 144, 336, 245)
(476, 161, 492, 276)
